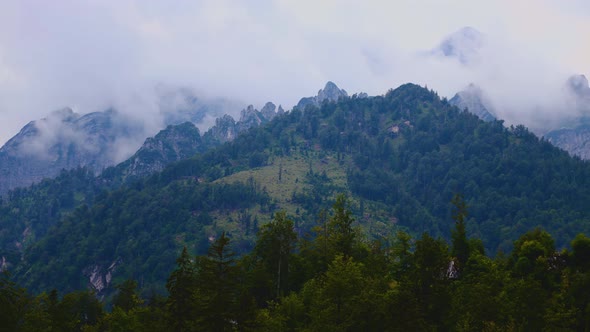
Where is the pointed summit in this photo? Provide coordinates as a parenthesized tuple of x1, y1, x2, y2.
(260, 102, 277, 121)
(566, 74, 590, 99)
(449, 83, 496, 121)
(317, 81, 348, 104)
(433, 26, 485, 64)
(296, 81, 348, 109)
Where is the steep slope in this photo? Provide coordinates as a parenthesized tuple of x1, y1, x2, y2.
(296, 81, 348, 109)
(102, 122, 207, 182)
(0, 109, 144, 194)
(449, 83, 496, 121)
(0, 87, 249, 194)
(12, 83, 590, 298)
(0, 98, 287, 270)
(544, 74, 590, 158)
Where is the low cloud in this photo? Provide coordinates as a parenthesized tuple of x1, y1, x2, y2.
(0, 0, 589, 146)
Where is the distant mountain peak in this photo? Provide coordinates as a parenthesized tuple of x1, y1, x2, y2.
(47, 107, 78, 121)
(296, 81, 348, 109)
(449, 83, 496, 121)
(566, 74, 590, 98)
(433, 26, 485, 64)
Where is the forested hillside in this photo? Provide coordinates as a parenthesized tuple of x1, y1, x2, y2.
(4, 83, 590, 301)
(3, 196, 590, 331)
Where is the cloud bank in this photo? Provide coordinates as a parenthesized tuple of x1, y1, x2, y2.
(0, 0, 589, 144)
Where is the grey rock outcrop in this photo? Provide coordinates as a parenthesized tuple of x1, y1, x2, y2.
(545, 123, 590, 159)
(450, 84, 496, 122)
(260, 102, 277, 121)
(0, 108, 144, 194)
(566, 74, 590, 100)
(296, 81, 348, 109)
(111, 122, 205, 180)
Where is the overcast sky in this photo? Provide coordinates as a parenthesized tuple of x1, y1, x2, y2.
(0, 0, 589, 145)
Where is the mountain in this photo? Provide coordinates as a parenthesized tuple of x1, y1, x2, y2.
(449, 83, 496, 121)
(566, 74, 590, 101)
(543, 74, 590, 158)
(7, 83, 590, 298)
(0, 87, 251, 194)
(102, 122, 208, 182)
(544, 123, 590, 159)
(157, 86, 245, 126)
(103, 102, 282, 183)
(0, 108, 144, 194)
(0, 98, 286, 264)
(431, 26, 485, 64)
(447, 72, 590, 159)
(296, 81, 348, 109)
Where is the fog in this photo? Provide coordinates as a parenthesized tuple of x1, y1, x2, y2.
(1, 0, 589, 145)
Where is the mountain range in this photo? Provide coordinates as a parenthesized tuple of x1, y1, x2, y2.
(2, 82, 590, 300)
(2, 26, 590, 298)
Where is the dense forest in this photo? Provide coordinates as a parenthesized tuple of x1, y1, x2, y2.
(2, 194, 590, 331)
(3, 83, 590, 302)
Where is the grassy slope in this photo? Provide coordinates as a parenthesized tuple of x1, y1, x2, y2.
(214, 149, 400, 241)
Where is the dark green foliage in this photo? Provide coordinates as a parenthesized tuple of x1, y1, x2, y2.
(2, 195, 590, 331)
(0, 167, 99, 267)
(5, 82, 590, 323)
(113, 279, 142, 312)
(16, 179, 269, 296)
(253, 211, 298, 300)
(451, 193, 470, 271)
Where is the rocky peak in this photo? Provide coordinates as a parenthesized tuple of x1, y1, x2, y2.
(296, 81, 348, 109)
(566, 74, 590, 99)
(238, 105, 265, 132)
(317, 81, 348, 103)
(110, 122, 204, 180)
(449, 83, 496, 122)
(0, 108, 145, 194)
(48, 107, 79, 122)
(260, 102, 277, 121)
(209, 114, 238, 143)
(434, 26, 485, 64)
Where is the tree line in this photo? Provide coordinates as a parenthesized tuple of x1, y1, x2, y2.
(2, 194, 590, 331)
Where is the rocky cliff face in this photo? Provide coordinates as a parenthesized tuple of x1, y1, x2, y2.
(296, 81, 348, 109)
(449, 84, 496, 122)
(0, 108, 144, 194)
(206, 103, 278, 143)
(543, 75, 590, 159)
(110, 122, 205, 180)
(109, 102, 281, 180)
(545, 124, 590, 159)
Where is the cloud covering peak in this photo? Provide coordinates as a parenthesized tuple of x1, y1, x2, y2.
(0, 0, 589, 144)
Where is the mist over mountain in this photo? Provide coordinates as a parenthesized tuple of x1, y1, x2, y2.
(431, 26, 485, 65)
(4, 83, 590, 301)
(1, 2, 588, 148)
(0, 86, 252, 193)
(0, 108, 144, 193)
(449, 83, 496, 122)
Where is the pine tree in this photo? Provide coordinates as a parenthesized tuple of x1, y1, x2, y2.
(166, 247, 197, 332)
(327, 193, 356, 258)
(196, 232, 239, 331)
(113, 279, 142, 312)
(451, 193, 470, 272)
(254, 211, 297, 299)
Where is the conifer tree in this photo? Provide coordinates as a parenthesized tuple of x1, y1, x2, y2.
(451, 193, 470, 271)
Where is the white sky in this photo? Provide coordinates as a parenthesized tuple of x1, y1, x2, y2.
(0, 0, 589, 144)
